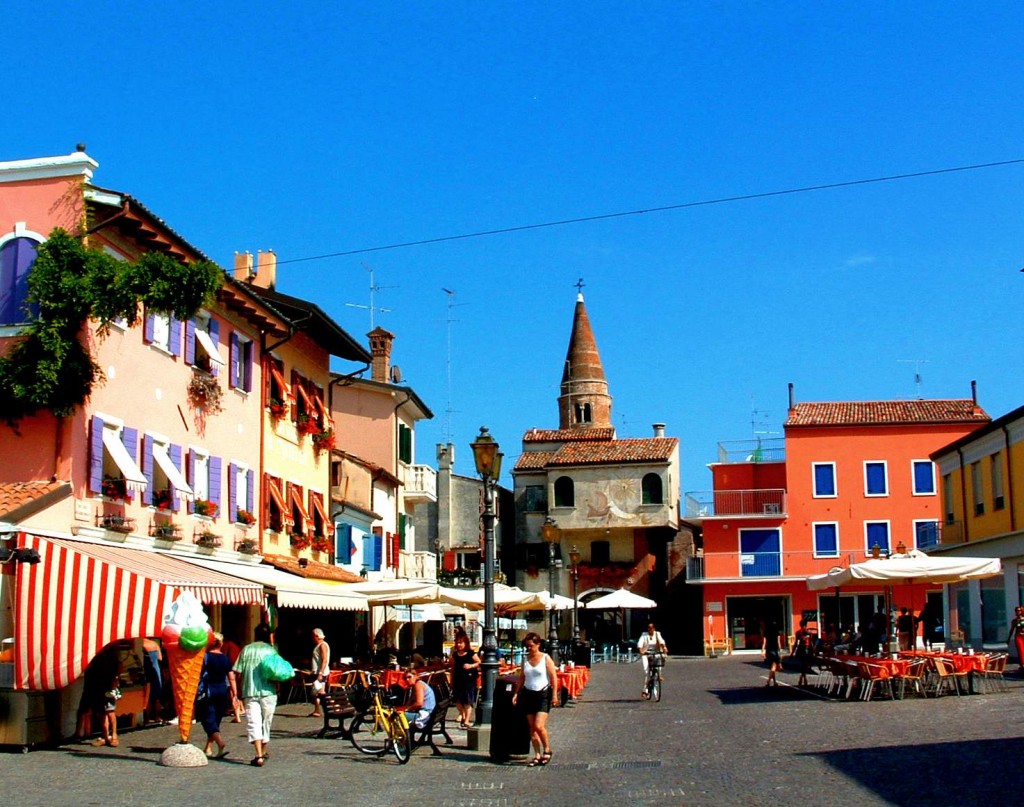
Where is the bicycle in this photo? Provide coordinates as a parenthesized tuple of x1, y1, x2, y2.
(642, 650, 664, 702)
(349, 677, 412, 763)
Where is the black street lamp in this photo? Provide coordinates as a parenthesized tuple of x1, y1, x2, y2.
(471, 426, 503, 726)
(569, 545, 581, 645)
(541, 516, 560, 666)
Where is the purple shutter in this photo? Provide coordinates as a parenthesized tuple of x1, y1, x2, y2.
(246, 469, 255, 513)
(144, 312, 155, 344)
(188, 449, 197, 512)
(184, 319, 196, 365)
(142, 434, 154, 506)
(229, 333, 239, 388)
(209, 456, 222, 513)
(208, 319, 220, 378)
(227, 462, 237, 522)
(169, 444, 182, 511)
(121, 427, 138, 502)
(244, 340, 254, 392)
(169, 316, 182, 357)
(0, 237, 38, 324)
(89, 415, 104, 494)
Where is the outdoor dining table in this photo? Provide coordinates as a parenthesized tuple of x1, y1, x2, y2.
(835, 654, 911, 678)
(558, 665, 590, 701)
(899, 650, 990, 693)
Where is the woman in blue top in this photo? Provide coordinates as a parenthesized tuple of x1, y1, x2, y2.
(201, 633, 235, 759)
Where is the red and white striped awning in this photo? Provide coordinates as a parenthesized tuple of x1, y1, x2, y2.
(11, 534, 264, 691)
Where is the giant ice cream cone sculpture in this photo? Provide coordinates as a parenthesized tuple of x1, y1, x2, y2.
(161, 592, 213, 744)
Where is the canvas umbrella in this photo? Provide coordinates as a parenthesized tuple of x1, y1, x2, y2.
(584, 588, 658, 642)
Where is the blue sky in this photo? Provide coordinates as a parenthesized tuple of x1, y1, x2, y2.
(4, 3, 1024, 491)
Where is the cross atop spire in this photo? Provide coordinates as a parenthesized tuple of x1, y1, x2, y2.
(575, 277, 585, 300)
(558, 292, 612, 431)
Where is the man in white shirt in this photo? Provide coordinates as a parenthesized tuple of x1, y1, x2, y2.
(637, 623, 667, 697)
(308, 628, 331, 717)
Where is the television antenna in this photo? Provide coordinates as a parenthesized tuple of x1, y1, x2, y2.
(898, 359, 930, 398)
(344, 263, 396, 329)
(441, 288, 469, 446)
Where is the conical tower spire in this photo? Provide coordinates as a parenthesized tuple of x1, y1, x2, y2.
(558, 292, 613, 431)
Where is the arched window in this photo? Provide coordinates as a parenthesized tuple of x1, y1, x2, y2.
(553, 476, 575, 508)
(574, 402, 592, 424)
(642, 473, 663, 505)
(0, 235, 40, 325)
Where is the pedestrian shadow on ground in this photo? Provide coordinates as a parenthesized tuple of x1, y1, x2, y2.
(801, 736, 1024, 806)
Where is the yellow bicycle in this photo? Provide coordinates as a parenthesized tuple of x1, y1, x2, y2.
(349, 677, 411, 764)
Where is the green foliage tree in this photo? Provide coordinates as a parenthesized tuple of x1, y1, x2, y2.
(0, 228, 222, 423)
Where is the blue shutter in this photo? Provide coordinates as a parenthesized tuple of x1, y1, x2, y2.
(914, 461, 935, 494)
(362, 535, 373, 570)
(89, 415, 104, 494)
(209, 456, 222, 512)
(866, 463, 887, 495)
(208, 319, 220, 377)
(229, 331, 238, 387)
(740, 529, 781, 576)
(246, 469, 255, 513)
(144, 312, 155, 344)
(188, 450, 197, 512)
(169, 316, 182, 357)
(867, 523, 890, 554)
(169, 444, 182, 511)
(0, 237, 38, 324)
(336, 524, 353, 564)
(814, 524, 837, 556)
(184, 319, 196, 365)
(121, 427, 138, 502)
(814, 464, 835, 496)
(142, 434, 155, 507)
(228, 462, 237, 521)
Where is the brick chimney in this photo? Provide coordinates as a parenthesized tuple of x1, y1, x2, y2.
(252, 249, 277, 289)
(368, 327, 396, 383)
(233, 251, 254, 282)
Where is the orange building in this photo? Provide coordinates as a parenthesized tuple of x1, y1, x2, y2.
(687, 386, 989, 653)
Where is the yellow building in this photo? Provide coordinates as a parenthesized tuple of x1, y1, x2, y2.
(930, 402, 1024, 650)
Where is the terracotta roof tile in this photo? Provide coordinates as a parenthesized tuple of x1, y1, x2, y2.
(785, 399, 990, 427)
(515, 438, 678, 470)
(262, 554, 364, 583)
(513, 451, 559, 471)
(0, 481, 69, 520)
(522, 428, 616, 442)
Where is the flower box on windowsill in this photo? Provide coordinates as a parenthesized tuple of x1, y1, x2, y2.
(193, 499, 218, 518)
(102, 477, 128, 501)
(98, 514, 135, 534)
(236, 538, 260, 555)
(151, 523, 182, 541)
(268, 399, 287, 420)
(296, 415, 320, 436)
(311, 428, 335, 452)
(196, 532, 221, 549)
(235, 509, 256, 526)
(311, 537, 333, 554)
(289, 533, 311, 550)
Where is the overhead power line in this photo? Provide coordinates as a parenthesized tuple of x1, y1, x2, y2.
(275, 157, 1024, 266)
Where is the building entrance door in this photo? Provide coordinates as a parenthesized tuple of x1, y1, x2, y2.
(726, 596, 788, 651)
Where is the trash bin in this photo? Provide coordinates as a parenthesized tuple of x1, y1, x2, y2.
(489, 676, 531, 762)
(572, 641, 591, 668)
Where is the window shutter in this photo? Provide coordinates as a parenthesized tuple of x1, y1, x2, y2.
(228, 463, 237, 521)
(391, 532, 401, 569)
(122, 427, 138, 501)
(244, 341, 254, 392)
(209, 456, 222, 510)
(208, 318, 220, 377)
(169, 316, 182, 357)
(362, 534, 374, 570)
(144, 312, 155, 344)
(444, 550, 456, 571)
(290, 370, 300, 421)
(169, 444, 183, 510)
(142, 434, 155, 507)
(335, 524, 353, 563)
(246, 469, 255, 513)
(229, 332, 239, 389)
(89, 415, 104, 494)
(188, 450, 197, 512)
(184, 319, 196, 365)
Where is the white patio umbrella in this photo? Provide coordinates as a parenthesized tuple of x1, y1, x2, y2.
(438, 584, 547, 612)
(806, 550, 1002, 590)
(541, 592, 576, 611)
(584, 589, 658, 610)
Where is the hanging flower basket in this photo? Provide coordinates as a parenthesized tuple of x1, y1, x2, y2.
(311, 536, 332, 554)
(289, 533, 311, 550)
(269, 398, 287, 419)
(193, 499, 218, 518)
(102, 476, 127, 500)
(235, 508, 256, 526)
(296, 413, 320, 436)
(312, 428, 335, 452)
(187, 372, 223, 415)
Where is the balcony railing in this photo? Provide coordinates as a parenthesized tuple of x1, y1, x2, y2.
(716, 438, 785, 464)
(398, 549, 437, 581)
(404, 464, 437, 503)
(684, 489, 786, 519)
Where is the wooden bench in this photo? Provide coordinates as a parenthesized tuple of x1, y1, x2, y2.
(704, 638, 732, 657)
(408, 685, 453, 756)
(317, 690, 358, 739)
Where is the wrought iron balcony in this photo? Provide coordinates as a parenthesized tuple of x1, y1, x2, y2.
(684, 489, 787, 519)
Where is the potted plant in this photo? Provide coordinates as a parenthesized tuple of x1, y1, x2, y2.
(236, 538, 259, 555)
(268, 398, 287, 419)
(311, 536, 332, 554)
(236, 508, 256, 526)
(102, 476, 127, 500)
(193, 499, 218, 518)
(152, 523, 181, 541)
(187, 372, 223, 415)
(289, 533, 311, 550)
(296, 412, 320, 436)
(311, 427, 335, 452)
(196, 531, 221, 549)
(100, 514, 134, 534)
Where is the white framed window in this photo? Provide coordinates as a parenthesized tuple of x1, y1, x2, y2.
(230, 332, 254, 392)
(911, 460, 936, 496)
(191, 450, 210, 503)
(812, 462, 837, 498)
(151, 312, 171, 351)
(913, 519, 940, 550)
(971, 461, 984, 516)
(991, 452, 1005, 511)
(864, 521, 891, 556)
(813, 522, 839, 558)
(864, 461, 888, 497)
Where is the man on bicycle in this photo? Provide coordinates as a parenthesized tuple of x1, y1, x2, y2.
(637, 623, 668, 698)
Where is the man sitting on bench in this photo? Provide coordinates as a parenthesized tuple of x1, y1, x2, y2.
(403, 669, 435, 729)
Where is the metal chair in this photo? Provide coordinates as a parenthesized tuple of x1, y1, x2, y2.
(857, 662, 894, 701)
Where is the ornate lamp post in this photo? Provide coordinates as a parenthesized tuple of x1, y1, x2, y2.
(541, 516, 560, 666)
(569, 545, 581, 646)
(471, 426, 502, 726)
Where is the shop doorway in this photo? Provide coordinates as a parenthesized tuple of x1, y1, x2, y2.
(817, 593, 886, 637)
(726, 596, 788, 651)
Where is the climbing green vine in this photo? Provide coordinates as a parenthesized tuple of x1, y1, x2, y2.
(0, 228, 222, 423)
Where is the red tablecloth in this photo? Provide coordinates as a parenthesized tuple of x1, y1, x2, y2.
(559, 666, 590, 699)
(899, 651, 989, 674)
(836, 655, 910, 677)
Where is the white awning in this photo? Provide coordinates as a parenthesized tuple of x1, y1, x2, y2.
(152, 442, 194, 502)
(194, 326, 225, 365)
(178, 556, 368, 612)
(101, 428, 147, 492)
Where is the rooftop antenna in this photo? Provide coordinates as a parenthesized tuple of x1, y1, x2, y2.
(344, 263, 395, 329)
(441, 288, 462, 445)
(898, 359, 930, 399)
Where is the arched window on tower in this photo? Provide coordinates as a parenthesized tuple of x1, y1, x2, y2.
(573, 402, 592, 425)
(553, 476, 575, 508)
(642, 473, 663, 505)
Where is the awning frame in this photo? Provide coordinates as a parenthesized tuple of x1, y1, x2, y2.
(101, 427, 147, 492)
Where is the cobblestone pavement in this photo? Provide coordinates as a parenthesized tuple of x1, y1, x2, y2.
(2, 656, 1023, 806)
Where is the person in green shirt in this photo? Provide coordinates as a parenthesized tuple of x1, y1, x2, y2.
(232, 623, 278, 767)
